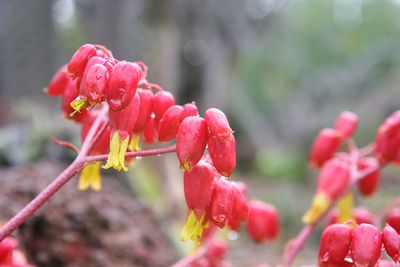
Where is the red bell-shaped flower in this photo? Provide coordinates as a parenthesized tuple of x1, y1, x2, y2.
(228, 182, 248, 231)
(180, 160, 215, 243)
(382, 224, 400, 263)
(142, 116, 157, 144)
(176, 116, 208, 171)
(334, 111, 358, 139)
(45, 65, 69, 96)
(103, 93, 141, 171)
(309, 128, 342, 167)
(247, 200, 279, 243)
(385, 199, 400, 234)
(133, 89, 153, 133)
(303, 157, 351, 224)
(319, 223, 353, 267)
(158, 105, 184, 142)
(207, 132, 236, 177)
(107, 61, 141, 111)
(180, 102, 199, 122)
(209, 178, 235, 228)
(357, 157, 380, 197)
(374, 111, 400, 164)
(351, 223, 382, 267)
(184, 160, 215, 218)
(205, 108, 233, 143)
(67, 44, 97, 78)
(153, 91, 175, 126)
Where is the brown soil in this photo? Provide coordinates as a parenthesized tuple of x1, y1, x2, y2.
(0, 161, 177, 267)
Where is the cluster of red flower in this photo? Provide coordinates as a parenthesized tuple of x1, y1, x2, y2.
(46, 44, 280, 246)
(0, 237, 33, 267)
(303, 110, 400, 224)
(319, 222, 399, 267)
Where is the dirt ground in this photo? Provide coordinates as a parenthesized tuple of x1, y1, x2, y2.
(0, 161, 177, 267)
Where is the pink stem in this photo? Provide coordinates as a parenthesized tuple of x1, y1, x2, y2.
(171, 247, 207, 267)
(85, 145, 176, 163)
(282, 164, 382, 267)
(0, 107, 176, 242)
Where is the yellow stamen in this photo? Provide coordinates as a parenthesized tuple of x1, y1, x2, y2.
(180, 211, 206, 244)
(181, 161, 191, 172)
(128, 133, 141, 151)
(302, 193, 330, 224)
(78, 162, 102, 191)
(102, 132, 130, 171)
(70, 97, 90, 116)
(337, 191, 354, 224)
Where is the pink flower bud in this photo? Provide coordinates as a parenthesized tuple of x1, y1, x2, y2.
(374, 111, 400, 163)
(351, 223, 382, 267)
(205, 108, 233, 143)
(153, 91, 175, 126)
(334, 111, 358, 139)
(207, 133, 236, 177)
(184, 161, 215, 219)
(133, 89, 153, 133)
(45, 65, 69, 96)
(382, 224, 400, 262)
(319, 224, 352, 267)
(142, 117, 157, 144)
(309, 128, 342, 167)
(158, 105, 184, 141)
(247, 200, 279, 243)
(357, 157, 380, 197)
(180, 103, 199, 122)
(209, 179, 235, 228)
(107, 61, 141, 111)
(67, 44, 97, 77)
(176, 116, 208, 171)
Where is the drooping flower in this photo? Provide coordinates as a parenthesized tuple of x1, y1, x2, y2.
(45, 65, 69, 96)
(180, 160, 215, 243)
(382, 224, 400, 263)
(103, 93, 140, 171)
(247, 200, 279, 243)
(351, 223, 382, 267)
(176, 116, 208, 171)
(334, 111, 358, 139)
(309, 128, 342, 167)
(318, 223, 353, 267)
(153, 91, 175, 126)
(107, 61, 141, 111)
(374, 111, 400, 163)
(67, 44, 97, 78)
(158, 105, 183, 142)
(303, 157, 351, 224)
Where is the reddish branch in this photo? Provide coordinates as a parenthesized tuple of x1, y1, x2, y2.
(0, 108, 176, 242)
(282, 162, 382, 267)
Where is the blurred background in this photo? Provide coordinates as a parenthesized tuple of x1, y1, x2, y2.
(0, 0, 400, 266)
